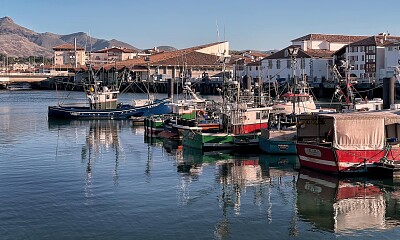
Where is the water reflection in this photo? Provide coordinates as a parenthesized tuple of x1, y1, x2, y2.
(82, 120, 123, 186)
(296, 169, 400, 234)
(177, 146, 301, 238)
(48, 119, 128, 188)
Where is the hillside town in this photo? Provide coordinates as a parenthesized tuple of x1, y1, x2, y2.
(2, 32, 400, 93)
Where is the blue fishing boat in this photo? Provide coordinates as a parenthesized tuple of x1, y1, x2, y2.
(48, 69, 171, 120)
(259, 128, 297, 154)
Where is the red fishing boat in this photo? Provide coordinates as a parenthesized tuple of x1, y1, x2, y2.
(296, 111, 400, 174)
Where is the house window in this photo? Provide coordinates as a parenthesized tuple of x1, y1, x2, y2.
(268, 60, 272, 69)
(362, 55, 365, 61)
(256, 66, 258, 71)
(360, 64, 364, 70)
(276, 60, 281, 69)
(365, 63, 376, 72)
(366, 46, 375, 53)
(366, 54, 376, 63)
(287, 60, 291, 68)
(360, 46, 364, 52)
(388, 46, 393, 51)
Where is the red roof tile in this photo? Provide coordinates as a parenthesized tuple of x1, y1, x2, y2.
(264, 46, 334, 59)
(52, 44, 85, 51)
(292, 33, 369, 43)
(349, 35, 400, 46)
(104, 41, 229, 70)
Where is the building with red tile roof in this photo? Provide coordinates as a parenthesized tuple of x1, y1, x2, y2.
(90, 47, 140, 64)
(259, 33, 370, 84)
(53, 44, 86, 67)
(100, 41, 231, 82)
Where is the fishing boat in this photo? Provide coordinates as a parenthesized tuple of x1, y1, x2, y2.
(260, 63, 334, 154)
(259, 128, 297, 154)
(48, 67, 171, 120)
(332, 61, 383, 112)
(296, 111, 400, 174)
(155, 82, 219, 140)
(182, 79, 272, 151)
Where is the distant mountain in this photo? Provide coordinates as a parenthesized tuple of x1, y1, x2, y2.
(0, 16, 139, 58)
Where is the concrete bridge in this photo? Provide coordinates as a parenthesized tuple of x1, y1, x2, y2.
(0, 72, 72, 84)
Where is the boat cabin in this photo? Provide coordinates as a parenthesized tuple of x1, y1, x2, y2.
(87, 86, 119, 110)
(296, 111, 400, 149)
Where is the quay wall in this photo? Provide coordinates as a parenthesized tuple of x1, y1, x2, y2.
(9, 77, 389, 100)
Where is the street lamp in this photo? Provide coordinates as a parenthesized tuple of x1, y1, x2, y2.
(287, 46, 299, 116)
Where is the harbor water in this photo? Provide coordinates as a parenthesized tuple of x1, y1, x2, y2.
(1, 90, 400, 239)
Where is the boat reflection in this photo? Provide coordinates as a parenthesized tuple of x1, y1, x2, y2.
(296, 169, 400, 233)
(48, 119, 127, 188)
(179, 146, 300, 182)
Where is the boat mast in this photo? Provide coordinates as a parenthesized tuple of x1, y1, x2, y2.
(287, 46, 299, 117)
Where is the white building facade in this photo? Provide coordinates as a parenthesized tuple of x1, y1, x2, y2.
(384, 42, 400, 77)
(261, 34, 368, 85)
(261, 47, 334, 85)
(53, 44, 86, 67)
(335, 34, 400, 84)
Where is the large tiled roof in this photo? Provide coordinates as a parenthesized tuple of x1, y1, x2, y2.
(292, 34, 368, 43)
(52, 44, 85, 51)
(304, 49, 335, 58)
(103, 41, 228, 70)
(349, 35, 400, 46)
(264, 46, 334, 60)
(153, 51, 220, 66)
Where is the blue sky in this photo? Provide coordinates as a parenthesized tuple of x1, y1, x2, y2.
(2, 0, 400, 51)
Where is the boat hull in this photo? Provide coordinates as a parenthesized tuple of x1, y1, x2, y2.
(144, 117, 165, 135)
(296, 143, 400, 174)
(259, 136, 297, 154)
(182, 130, 260, 151)
(182, 130, 235, 150)
(48, 99, 171, 120)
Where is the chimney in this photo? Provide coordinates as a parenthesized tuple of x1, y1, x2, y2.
(301, 40, 307, 51)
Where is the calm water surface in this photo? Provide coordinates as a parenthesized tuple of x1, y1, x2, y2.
(1, 90, 400, 239)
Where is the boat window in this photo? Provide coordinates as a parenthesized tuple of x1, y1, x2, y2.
(256, 112, 261, 120)
(261, 111, 268, 119)
(386, 123, 400, 141)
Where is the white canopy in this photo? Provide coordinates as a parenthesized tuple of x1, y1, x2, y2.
(321, 110, 400, 150)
